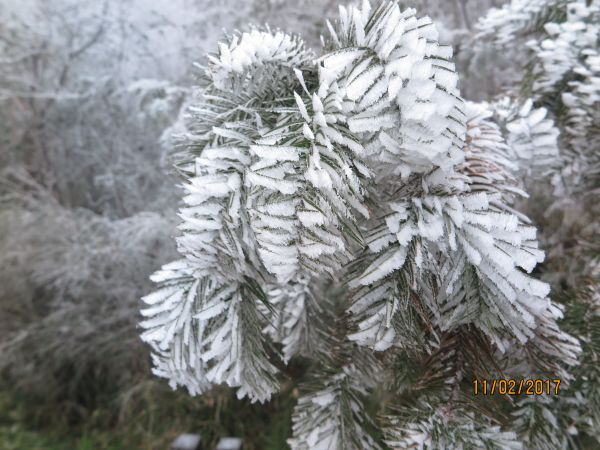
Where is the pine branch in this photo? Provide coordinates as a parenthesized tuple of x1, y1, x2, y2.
(139, 0, 585, 444)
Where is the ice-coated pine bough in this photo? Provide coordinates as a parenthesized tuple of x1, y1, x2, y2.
(141, 1, 581, 448)
(476, 2, 600, 448)
(479, 0, 600, 194)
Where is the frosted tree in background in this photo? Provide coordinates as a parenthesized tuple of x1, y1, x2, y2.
(140, 1, 596, 448)
(0, 0, 204, 420)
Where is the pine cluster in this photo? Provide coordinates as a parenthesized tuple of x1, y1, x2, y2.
(478, 0, 600, 448)
(141, 1, 594, 447)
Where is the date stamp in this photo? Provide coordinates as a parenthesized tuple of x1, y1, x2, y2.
(473, 379, 561, 395)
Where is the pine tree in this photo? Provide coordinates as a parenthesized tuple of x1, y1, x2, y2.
(141, 1, 587, 447)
